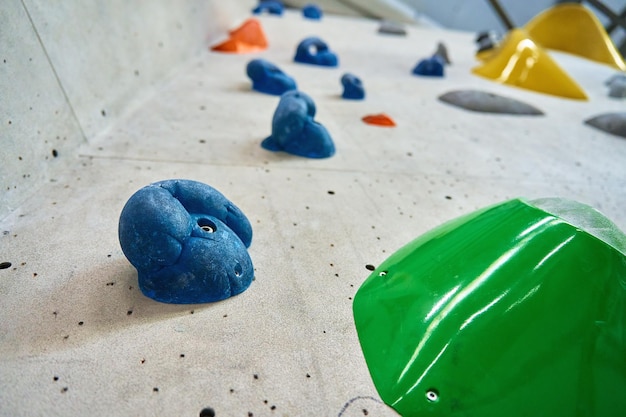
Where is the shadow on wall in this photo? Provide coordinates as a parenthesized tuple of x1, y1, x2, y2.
(0, 255, 222, 359)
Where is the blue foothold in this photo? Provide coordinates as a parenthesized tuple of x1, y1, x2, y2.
(246, 59, 297, 95)
(118, 179, 254, 304)
(294, 37, 338, 67)
(412, 56, 444, 77)
(303, 4, 323, 19)
(262, 90, 335, 158)
(252, 1, 284, 15)
(341, 73, 365, 100)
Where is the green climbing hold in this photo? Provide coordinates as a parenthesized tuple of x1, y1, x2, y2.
(353, 198, 626, 417)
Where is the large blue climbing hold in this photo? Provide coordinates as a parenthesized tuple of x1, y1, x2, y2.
(294, 37, 338, 67)
(118, 179, 254, 304)
(262, 90, 335, 158)
(246, 59, 297, 95)
(412, 56, 445, 77)
(252, 1, 284, 15)
(341, 73, 365, 100)
(303, 4, 323, 19)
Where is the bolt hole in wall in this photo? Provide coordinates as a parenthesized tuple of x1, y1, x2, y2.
(198, 218, 216, 233)
(199, 408, 215, 417)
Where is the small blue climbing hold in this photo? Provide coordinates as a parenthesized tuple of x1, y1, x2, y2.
(412, 56, 444, 77)
(262, 90, 335, 158)
(118, 179, 254, 304)
(341, 73, 365, 100)
(294, 37, 338, 67)
(303, 4, 323, 19)
(252, 1, 284, 15)
(246, 59, 297, 96)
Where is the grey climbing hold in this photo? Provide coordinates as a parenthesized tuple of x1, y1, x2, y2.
(378, 20, 407, 36)
(476, 30, 499, 53)
(433, 42, 451, 65)
(438, 89, 544, 115)
(605, 74, 626, 98)
(585, 113, 626, 139)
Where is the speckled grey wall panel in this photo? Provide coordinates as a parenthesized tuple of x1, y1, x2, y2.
(21, 0, 253, 141)
(0, 0, 85, 218)
(1, 1, 254, 220)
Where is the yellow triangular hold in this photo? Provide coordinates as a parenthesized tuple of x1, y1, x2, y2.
(472, 29, 588, 100)
(525, 3, 626, 71)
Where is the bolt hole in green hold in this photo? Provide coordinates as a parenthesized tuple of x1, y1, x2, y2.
(425, 389, 439, 402)
(353, 198, 626, 417)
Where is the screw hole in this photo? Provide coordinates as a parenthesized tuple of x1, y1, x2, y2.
(378, 271, 387, 277)
(199, 408, 215, 417)
(426, 389, 439, 402)
(234, 262, 243, 277)
(197, 218, 216, 233)
(0, 262, 11, 269)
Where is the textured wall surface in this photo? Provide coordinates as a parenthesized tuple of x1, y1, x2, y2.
(1, 8, 625, 416)
(1, 3, 625, 416)
(0, 0, 85, 217)
(0, 0, 254, 219)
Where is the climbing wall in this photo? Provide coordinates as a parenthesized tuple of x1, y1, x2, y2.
(1, 5, 625, 417)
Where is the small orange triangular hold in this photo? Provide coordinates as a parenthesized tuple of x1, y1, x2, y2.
(211, 18, 268, 53)
(362, 113, 396, 127)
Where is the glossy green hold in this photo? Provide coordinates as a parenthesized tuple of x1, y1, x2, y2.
(353, 198, 626, 417)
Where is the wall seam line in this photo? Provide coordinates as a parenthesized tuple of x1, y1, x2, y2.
(19, 0, 89, 143)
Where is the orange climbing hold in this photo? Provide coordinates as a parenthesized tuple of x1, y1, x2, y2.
(362, 113, 396, 127)
(211, 18, 268, 53)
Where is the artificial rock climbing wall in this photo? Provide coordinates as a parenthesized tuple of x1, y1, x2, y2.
(0, 0, 255, 218)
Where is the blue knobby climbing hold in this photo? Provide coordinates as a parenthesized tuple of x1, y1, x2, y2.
(252, 1, 284, 15)
(294, 37, 338, 67)
(412, 56, 444, 77)
(341, 73, 365, 100)
(118, 179, 254, 304)
(262, 90, 335, 158)
(246, 59, 297, 95)
(303, 4, 323, 19)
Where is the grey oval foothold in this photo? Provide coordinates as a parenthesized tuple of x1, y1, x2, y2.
(438, 90, 544, 115)
(378, 20, 407, 36)
(584, 113, 626, 139)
